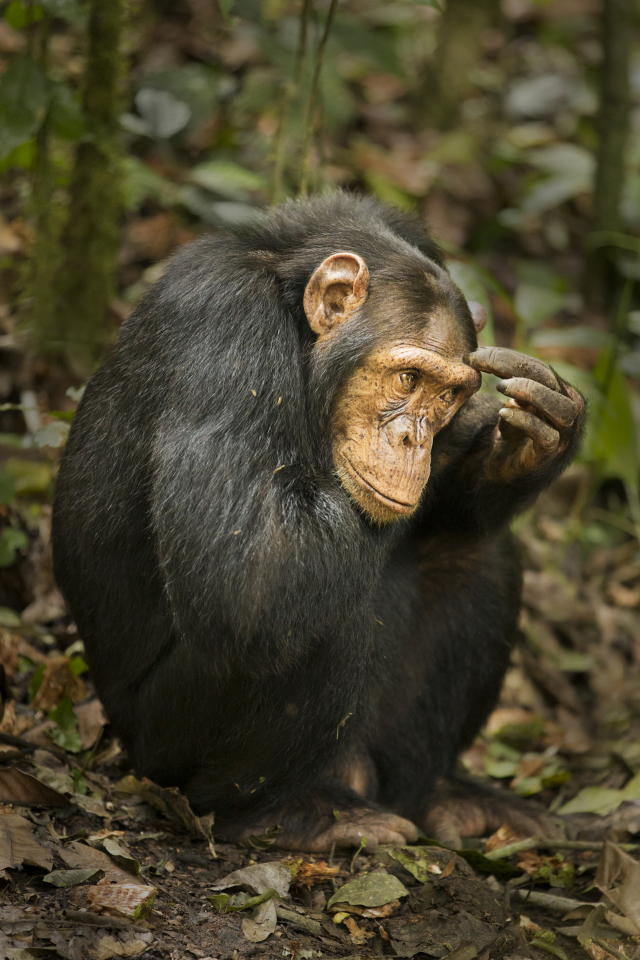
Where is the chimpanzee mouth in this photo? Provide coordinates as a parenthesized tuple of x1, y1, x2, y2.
(345, 458, 417, 514)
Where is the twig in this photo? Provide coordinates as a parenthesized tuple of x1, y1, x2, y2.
(488, 837, 639, 860)
(594, 939, 632, 960)
(298, 0, 338, 197)
(269, 0, 312, 204)
(515, 889, 592, 913)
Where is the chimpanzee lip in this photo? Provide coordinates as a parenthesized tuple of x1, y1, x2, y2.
(345, 458, 417, 514)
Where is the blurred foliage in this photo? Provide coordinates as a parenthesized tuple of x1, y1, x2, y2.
(0, 0, 638, 531)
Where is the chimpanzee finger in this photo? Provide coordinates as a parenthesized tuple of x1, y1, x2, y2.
(469, 347, 559, 392)
(496, 378, 577, 429)
(499, 406, 559, 452)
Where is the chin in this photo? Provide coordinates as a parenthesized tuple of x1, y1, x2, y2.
(336, 462, 419, 526)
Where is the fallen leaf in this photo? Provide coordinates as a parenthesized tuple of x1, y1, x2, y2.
(285, 858, 339, 887)
(87, 880, 157, 920)
(60, 840, 143, 884)
(31, 656, 87, 712)
(327, 872, 407, 909)
(43, 867, 103, 887)
(484, 824, 527, 854)
(242, 898, 277, 942)
(0, 813, 53, 871)
(0, 766, 71, 805)
(594, 840, 640, 931)
(115, 774, 214, 852)
(211, 861, 292, 898)
(343, 915, 376, 945)
(558, 771, 640, 816)
(385, 845, 454, 883)
(74, 698, 108, 749)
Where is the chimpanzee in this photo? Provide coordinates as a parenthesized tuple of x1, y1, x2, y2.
(52, 193, 584, 851)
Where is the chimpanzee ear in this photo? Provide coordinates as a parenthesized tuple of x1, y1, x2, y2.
(303, 252, 370, 336)
(468, 301, 487, 334)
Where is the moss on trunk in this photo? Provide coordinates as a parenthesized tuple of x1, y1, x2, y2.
(52, 0, 124, 373)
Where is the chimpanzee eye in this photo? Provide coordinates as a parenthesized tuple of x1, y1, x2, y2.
(398, 371, 418, 392)
(439, 387, 460, 404)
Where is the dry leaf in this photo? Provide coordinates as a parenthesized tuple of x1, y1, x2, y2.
(484, 824, 527, 853)
(594, 840, 640, 931)
(242, 898, 277, 942)
(285, 859, 339, 887)
(0, 813, 53, 871)
(115, 774, 214, 851)
(0, 766, 71, 805)
(343, 915, 376, 945)
(87, 880, 157, 920)
(60, 840, 143, 884)
(211, 861, 292, 898)
(32, 656, 87, 711)
(74, 698, 108, 749)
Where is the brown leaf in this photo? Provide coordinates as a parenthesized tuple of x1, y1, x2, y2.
(285, 858, 340, 888)
(595, 840, 640, 931)
(0, 812, 53, 871)
(115, 774, 214, 851)
(75, 698, 108, 749)
(32, 656, 87, 712)
(0, 765, 71, 805)
(484, 824, 528, 853)
(87, 880, 156, 920)
(60, 840, 143, 885)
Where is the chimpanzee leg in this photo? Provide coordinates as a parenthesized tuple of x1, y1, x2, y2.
(365, 529, 556, 845)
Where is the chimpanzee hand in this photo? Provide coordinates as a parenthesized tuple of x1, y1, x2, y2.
(469, 347, 584, 483)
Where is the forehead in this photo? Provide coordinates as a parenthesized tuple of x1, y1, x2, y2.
(367, 266, 475, 357)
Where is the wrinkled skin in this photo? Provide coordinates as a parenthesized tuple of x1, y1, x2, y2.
(305, 253, 584, 526)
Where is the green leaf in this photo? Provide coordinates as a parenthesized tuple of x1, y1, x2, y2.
(217, 0, 235, 23)
(43, 867, 102, 887)
(48, 80, 86, 140)
(29, 663, 46, 702)
(41, 0, 87, 25)
(69, 654, 88, 676)
(0, 526, 28, 567)
(514, 284, 565, 329)
(587, 353, 639, 503)
(4, 1, 43, 29)
(3, 457, 52, 495)
(327, 872, 408, 909)
(49, 694, 76, 731)
(48, 695, 84, 753)
(189, 159, 266, 203)
(0, 472, 17, 505)
(0, 56, 49, 158)
(447, 260, 495, 345)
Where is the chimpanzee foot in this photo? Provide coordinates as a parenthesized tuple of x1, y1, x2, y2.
(238, 808, 418, 853)
(423, 777, 562, 849)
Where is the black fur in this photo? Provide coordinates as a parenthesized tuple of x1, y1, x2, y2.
(52, 193, 582, 841)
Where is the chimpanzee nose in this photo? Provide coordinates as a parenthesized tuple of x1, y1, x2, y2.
(390, 415, 430, 449)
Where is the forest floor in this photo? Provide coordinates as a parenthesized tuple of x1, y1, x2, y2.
(0, 464, 640, 960)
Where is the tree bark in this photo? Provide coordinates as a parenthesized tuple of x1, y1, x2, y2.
(52, 0, 124, 373)
(419, 0, 502, 131)
(586, 0, 633, 309)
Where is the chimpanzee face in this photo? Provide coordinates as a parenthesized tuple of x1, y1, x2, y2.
(303, 252, 484, 524)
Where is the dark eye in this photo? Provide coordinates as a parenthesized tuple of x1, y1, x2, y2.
(439, 387, 460, 405)
(398, 371, 418, 393)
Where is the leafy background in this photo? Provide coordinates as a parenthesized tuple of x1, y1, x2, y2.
(0, 1, 640, 942)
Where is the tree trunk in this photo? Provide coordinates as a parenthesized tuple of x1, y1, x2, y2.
(52, 0, 124, 374)
(586, 0, 633, 309)
(419, 0, 502, 131)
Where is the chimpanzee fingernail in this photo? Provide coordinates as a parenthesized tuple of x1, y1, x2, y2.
(496, 379, 507, 391)
(499, 407, 513, 418)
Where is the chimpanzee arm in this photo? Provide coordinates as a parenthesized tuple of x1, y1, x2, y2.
(420, 348, 585, 534)
(146, 257, 389, 671)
